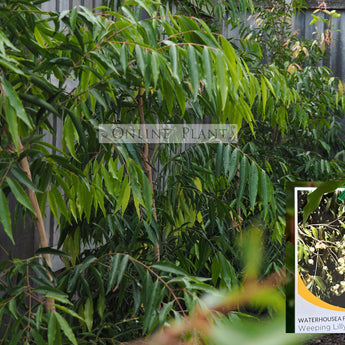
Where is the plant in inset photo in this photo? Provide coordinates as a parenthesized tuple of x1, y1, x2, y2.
(298, 188, 345, 307)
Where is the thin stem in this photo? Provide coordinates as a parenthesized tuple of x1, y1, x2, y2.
(127, 255, 186, 317)
(137, 89, 160, 261)
(25, 264, 32, 343)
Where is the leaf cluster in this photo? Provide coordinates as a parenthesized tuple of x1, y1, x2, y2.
(0, 0, 344, 343)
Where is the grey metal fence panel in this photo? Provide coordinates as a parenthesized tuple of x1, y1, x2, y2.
(305, 0, 345, 10)
(295, 6, 345, 80)
(0, 196, 37, 263)
(329, 12, 345, 80)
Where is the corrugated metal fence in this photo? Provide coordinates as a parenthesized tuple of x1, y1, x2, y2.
(295, 0, 345, 80)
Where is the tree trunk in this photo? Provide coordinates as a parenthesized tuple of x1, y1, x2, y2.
(10, 140, 55, 311)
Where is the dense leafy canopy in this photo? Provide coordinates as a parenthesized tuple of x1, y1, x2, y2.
(0, 0, 344, 343)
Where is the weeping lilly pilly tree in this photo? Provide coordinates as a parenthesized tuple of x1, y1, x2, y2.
(0, 0, 343, 343)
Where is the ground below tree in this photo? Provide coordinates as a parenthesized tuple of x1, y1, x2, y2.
(305, 334, 345, 344)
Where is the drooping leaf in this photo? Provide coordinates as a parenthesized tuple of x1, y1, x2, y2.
(20, 93, 59, 117)
(70, 6, 78, 31)
(216, 51, 228, 111)
(4, 97, 19, 152)
(6, 177, 35, 214)
(113, 174, 126, 214)
(116, 254, 129, 286)
(79, 256, 97, 274)
(169, 44, 180, 82)
(1, 77, 33, 129)
(143, 279, 160, 333)
(248, 162, 259, 211)
(174, 83, 186, 115)
(54, 305, 85, 323)
(188, 44, 199, 99)
(135, 44, 147, 79)
(51, 184, 69, 220)
(31, 329, 46, 345)
(228, 148, 240, 183)
(48, 187, 59, 225)
(144, 221, 159, 247)
(84, 297, 94, 332)
(259, 169, 269, 216)
(107, 254, 120, 294)
(152, 262, 188, 276)
(202, 46, 213, 97)
(303, 180, 345, 224)
(215, 143, 223, 179)
(48, 312, 57, 345)
(62, 116, 79, 161)
(237, 155, 249, 207)
(54, 312, 78, 345)
(65, 108, 88, 152)
(261, 76, 267, 117)
(35, 247, 71, 258)
(142, 173, 153, 219)
(223, 144, 231, 175)
(0, 189, 14, 244)
(120, 43, 128, 75)
(10, 166, 41, 193)
(97, 291, 105, 320)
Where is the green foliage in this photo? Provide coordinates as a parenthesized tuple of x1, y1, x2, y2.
(303, 181, 345, 224)
(0, 0, 344, 343)
(0, 228, 309, 344)
(0, 251, 216, 343)
(298, 188, 345, 306)
(234, 0, 345, 229)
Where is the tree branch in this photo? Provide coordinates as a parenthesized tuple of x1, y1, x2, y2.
(138, 89, 160, 261)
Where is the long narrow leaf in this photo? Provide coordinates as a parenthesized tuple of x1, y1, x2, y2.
(188, 45, 199, 99)
(135, 44, 146, 78)
(303, 180, 345, 224)
(237, 155, 249, 207)
(50, 184, 69, 220)
(4, 97, 19, 152)
(121, 181, 131, 216)
(203, 46, 213, 97)
(261, 76, 267, 116)
(84, 297, 94, 332)
(0, 189, 14, 244)
(223, 144, 231, 175)
(120, 43, 127, 75)
(170, 44, 180, 82)
(107, 254, 120, 294)
(216, 51, 228, 111)
(48, 312, 57, 345)
(1, 77, 33, 129)
(10, 166, 40, 192)
(48, 188, 59, 225)
(151, 51, 160, 88)
(116, 254, 129, 286)
(143, 279, 160, 333)
(142, 173, 153, 219)
(228, 148, 240, 183)
(215, 143, 223, 179)
(54, 312, 78, 345)
(65, 108, 88, 152)
(259, 169, 269, 215)
(152, 262, 188, 276)
(248, 162, 258, 211)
